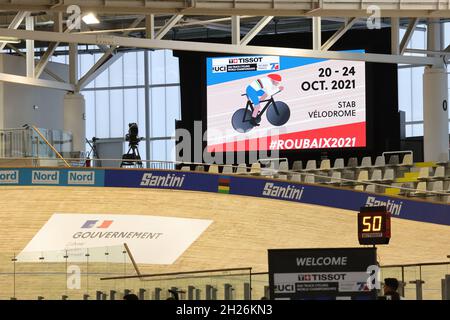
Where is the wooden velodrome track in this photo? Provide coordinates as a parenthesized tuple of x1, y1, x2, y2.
(0, 185, 449, 299)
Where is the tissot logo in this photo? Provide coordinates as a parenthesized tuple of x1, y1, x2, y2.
(32, 170, 59, 184)
(0, 170, 19, 184)
(298, 273, 347, 281)
(228, 57, 263, 64)
(81, 220, 113, 229)
(365, 196, 403, 216)
(298, 274, 312, 281)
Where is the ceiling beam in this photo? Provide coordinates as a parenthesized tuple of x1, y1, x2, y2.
(0, 27, 441, 66)
(0, 11, 29, 51)
(321, 18, 358, 51)
(155, 15, 184, 40)
(76, 52, 123, 91)
(0, 1, 448, 17)
(400, 18, 419, 55)
(240, 16, 273, 46)
(76, 17, 144, 90)
(6, 43, 65, 82)
(0, 72, 74, 91)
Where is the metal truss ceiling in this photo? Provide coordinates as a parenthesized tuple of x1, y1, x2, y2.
(0, 1, 449, 18)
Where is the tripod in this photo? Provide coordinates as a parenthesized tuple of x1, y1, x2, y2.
(85, 137, 99, 167)
(120, 143, 143, 168)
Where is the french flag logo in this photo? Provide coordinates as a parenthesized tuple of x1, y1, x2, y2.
(81, 220, 113, 229)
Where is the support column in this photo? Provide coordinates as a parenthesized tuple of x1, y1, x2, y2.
(423, 18, 449, 162)
(144, 50, 151, 167)
(312, 17, 321, 50)
(391, 17, 399, 55)
(25, 15, 34, 78)
(231, 16, 240, 45)
(69, 43, 78, 86)
(64, 93, 86, 153)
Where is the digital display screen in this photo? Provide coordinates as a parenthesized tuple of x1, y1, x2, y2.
(206, 52, 366, 152)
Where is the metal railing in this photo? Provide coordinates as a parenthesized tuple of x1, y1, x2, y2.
(0, 127, 73, 161)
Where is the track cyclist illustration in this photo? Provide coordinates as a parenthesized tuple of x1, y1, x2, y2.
(231, 73, 290, 133)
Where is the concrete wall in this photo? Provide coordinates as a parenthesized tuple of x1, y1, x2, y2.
(0, 54, 69, 130)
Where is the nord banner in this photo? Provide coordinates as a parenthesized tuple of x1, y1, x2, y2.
(0, 168, 105, 186)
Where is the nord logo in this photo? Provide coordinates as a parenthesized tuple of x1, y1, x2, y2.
(68, 171, 95, 185)
(81, 220, 113, 229)
(0, 170, 19, 184)
(32, 170, 59, 184)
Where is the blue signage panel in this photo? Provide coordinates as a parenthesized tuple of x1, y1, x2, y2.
(1, 167, 448, 226)
(104, 169, 220, 192)
(229, 176, 450, 226)
(0, 168, 105, 187)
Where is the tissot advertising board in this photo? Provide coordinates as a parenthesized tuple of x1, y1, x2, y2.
(268, 248, 377, 300)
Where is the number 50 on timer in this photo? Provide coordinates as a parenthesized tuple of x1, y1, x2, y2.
(358, 206, 391, 245)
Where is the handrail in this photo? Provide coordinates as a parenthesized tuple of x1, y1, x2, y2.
(100, 267, 252, 281)
(0, 156, 449, 197)
(382, 150, 413, 159)
(379, 261, 450, 268)
(29, 125, 71, 168)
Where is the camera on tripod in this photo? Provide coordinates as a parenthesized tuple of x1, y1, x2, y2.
(121, 123, 143, 168)
(125, 122, 140, 146)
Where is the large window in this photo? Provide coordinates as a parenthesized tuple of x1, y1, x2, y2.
(52, 49, 181, 163)
(398, 24, 450, 137)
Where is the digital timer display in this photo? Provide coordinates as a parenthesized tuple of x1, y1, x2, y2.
(358, 207, 391, 245)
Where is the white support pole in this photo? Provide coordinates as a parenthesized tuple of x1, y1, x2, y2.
(64, 93, 86, 153)
(146, 14, 155, 39)
(313, 17, 321, 50)
(144, 50, 151, 166)
(391, 17, 400, 55)
(25, 15, 34, 78)
(69, 43, 78, 87)
(232, 15, 240, 45)
(423, 18, 449, 162)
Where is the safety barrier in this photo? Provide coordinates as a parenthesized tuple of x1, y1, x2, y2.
(0, 167, 448, 226)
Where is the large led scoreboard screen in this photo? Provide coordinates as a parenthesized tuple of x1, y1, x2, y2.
(206, 51, 366, 152)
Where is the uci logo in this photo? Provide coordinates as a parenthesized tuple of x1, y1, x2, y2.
(213, 65, 227, 73)
(274, 284, 295, 293)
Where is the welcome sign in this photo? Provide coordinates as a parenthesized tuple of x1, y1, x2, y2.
(18, 213, 213, 264)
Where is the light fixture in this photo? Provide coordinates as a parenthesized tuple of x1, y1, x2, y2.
(0, 36, 21, 44)
(82, 13, 100, 25)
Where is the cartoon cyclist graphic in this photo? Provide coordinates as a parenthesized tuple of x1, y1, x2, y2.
(231, 72, 290, 133)
(246, 73, 284, 125)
